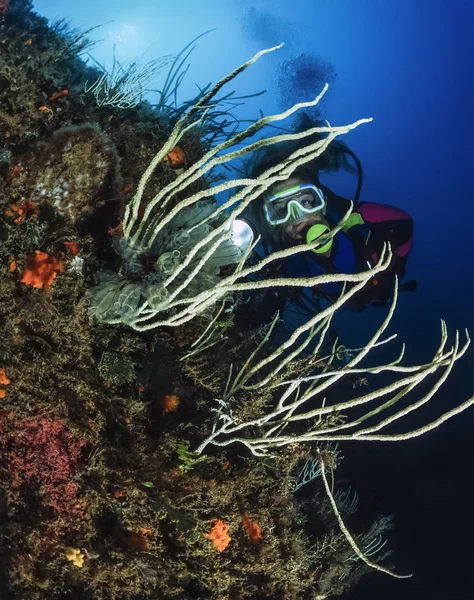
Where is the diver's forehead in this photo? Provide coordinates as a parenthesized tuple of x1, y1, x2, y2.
(271, 176, 308, 194)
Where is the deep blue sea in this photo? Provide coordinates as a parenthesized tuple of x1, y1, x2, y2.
(32, 1, 474, 597)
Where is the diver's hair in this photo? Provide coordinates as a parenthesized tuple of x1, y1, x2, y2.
(249, 112, 357, 181)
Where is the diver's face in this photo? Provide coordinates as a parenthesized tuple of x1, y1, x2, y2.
(270, 177, 328, 244)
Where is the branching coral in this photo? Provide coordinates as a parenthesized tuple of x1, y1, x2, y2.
(86, 47, 474, 587)
(195, 283, 473, 455)
(87, 44, 372, 331)
(186, 279, 473, 582)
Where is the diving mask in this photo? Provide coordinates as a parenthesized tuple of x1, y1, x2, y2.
(264, 184, 326, 226)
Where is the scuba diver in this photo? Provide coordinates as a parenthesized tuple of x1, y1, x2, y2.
(232, 115, 416, 326)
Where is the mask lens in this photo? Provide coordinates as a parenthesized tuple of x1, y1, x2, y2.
(272, 200, 288, 219)
(291, 190, 318, 209)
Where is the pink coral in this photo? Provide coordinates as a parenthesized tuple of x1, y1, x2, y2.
(0, 412, 86, 519)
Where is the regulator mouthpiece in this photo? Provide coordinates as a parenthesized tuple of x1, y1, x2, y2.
(306, 223, 333, 254)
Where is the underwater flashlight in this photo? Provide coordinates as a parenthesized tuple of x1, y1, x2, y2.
(306, 223, 333, 254)
(230, 218, 256, 252)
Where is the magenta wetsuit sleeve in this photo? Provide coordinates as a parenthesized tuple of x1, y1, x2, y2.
(357, 202, 414, 274)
